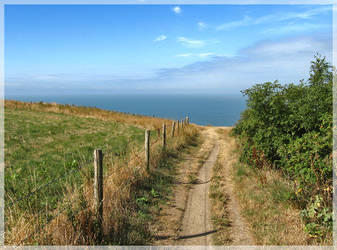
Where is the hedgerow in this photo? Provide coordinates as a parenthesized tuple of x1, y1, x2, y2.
(233, 54, 333, 239)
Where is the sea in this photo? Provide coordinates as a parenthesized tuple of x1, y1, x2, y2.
(5, 94, 247, 126)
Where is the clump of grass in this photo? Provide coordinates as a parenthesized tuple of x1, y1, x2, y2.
(209, 157, 231, 245)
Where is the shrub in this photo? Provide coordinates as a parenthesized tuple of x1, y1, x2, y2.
(233, 54, 333, 239)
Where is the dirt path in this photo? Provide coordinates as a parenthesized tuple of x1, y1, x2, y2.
(151, 126, 254, 245)
(178, 132, 219, 245)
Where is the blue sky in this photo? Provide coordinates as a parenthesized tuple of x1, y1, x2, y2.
(4, 4, 332, 95)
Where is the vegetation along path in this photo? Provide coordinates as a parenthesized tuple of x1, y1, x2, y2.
(151, 126, 254, 245)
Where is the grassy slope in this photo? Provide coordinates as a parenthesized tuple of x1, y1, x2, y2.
(4, 100, 199, 245)
(5, 108, 147, 209)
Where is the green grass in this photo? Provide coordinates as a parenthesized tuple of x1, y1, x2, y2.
(5, 107, 157, 218)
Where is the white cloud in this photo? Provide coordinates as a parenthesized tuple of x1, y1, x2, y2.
(240, 36, 330, 58)
(216, 16, 252, 30)
(177, 37, 205, 48)
(154, 35, 167, 42)
(197, 22, 207, 30)
(32, 74, 61, 81)
(261, 23, 325, 35)
(176, 52, 215, 58)
(216, 6, 331, 31)
(172, 6, 182, 14)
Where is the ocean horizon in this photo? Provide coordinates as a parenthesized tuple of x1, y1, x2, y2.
(5, 94, 247, 126)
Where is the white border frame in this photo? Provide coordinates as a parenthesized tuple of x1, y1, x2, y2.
(1, 1, 335, 249)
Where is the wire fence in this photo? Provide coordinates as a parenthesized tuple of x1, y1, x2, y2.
(6, 159, 92, 208)
(5, 119, 191, 246)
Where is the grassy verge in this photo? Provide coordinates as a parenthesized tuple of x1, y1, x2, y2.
(210, 157, 231, 245)
(232, 153, 332, 245)
(233, 162, 308, 245)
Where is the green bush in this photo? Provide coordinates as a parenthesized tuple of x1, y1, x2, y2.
(233, 54, 333, 239)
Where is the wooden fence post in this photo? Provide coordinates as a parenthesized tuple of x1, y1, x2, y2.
(162, 124, 166, 149)
(181, 119, 184, 131)
(145, 129, 150, 171)
(185, 116, 189, 125)
(94, 149, 103, 242)
(171, 121, 176, 138)
(177, 120, 180, 135)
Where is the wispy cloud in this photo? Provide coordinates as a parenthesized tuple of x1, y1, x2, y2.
(197, 22, 207, 30)
(172, 6, 182, 14)
(278, 6, 331, 20)
(261, 23, 325, 35)
(154, 35, 167, 42)
(32, 74, 61, 81)
(216, 6, 331, 31)
(216, 16, 251, 30)
(240, 35, 330, 58)
(175, 52, 214, 58)
(177, 37, 205, 48)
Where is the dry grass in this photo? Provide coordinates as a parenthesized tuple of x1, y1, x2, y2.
(5, 99, 172, 130)
(209, 156, 231, 245)
(233, 163, 313, 245)
(232, 145, 330, 245)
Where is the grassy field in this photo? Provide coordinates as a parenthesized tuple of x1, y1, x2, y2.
(4, 100, 198, 245)
(5, 107, 148, 211)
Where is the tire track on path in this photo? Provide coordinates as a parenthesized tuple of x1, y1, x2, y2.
(178, 140, 219, 245)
